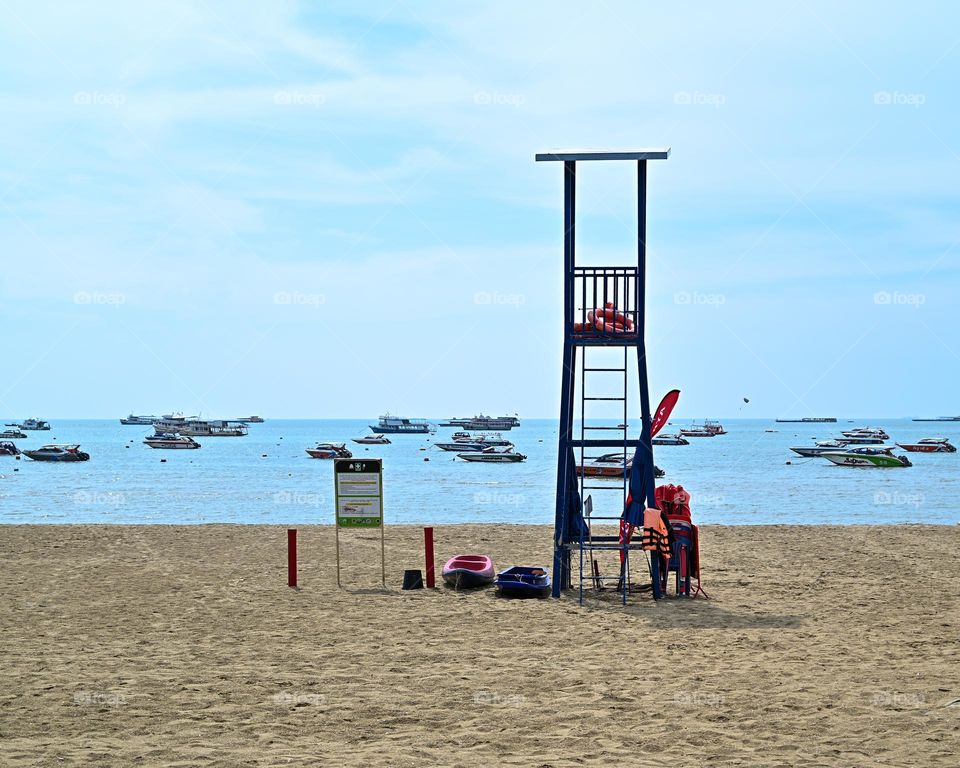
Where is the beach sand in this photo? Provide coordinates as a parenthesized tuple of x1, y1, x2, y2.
(1, 524, 957, 767)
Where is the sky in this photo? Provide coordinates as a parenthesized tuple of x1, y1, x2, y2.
(0, 1, 958, 420)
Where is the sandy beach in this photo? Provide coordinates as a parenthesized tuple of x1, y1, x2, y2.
(1, 523, 957, 767)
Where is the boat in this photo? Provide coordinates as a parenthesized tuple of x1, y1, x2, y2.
(679, 427, 715, 437)
(6, 419, 51, 431)
(22, 444, 90, 462)
(0, 441, 19, 456)
(435, 432, 514, 451)
(152, 418, 248, 436)
(837, 434, 885, 445)
(144, 432, 201, 449)
(439, 414, 520, 430)
(442, 554, 495, 588)
(352, 434, 391, 444)
(575, 454, 664, 478)
(896, 437, 957, 453)
(820, 446, 911, 468)
(790, 440, 849, 457)
(912, 416, 960, 422)
(0, 429, 27, 439)
(841, 427, 889, 440)
(703, 419, 726, 435)
(775, 417, 837, 423)
(306, 443, 352, 459)
(457, 448, 527, 462)
(120, 414, 158, 425)
(370, 414, 435, 434)
(652, 434, 689, 446)
(495, 566, 551, 598)
(235, 416, 265, 423)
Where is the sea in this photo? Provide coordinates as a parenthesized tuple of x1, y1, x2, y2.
(1, 419, 957, 526)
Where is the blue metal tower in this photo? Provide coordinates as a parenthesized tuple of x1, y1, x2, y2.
(536, 148, 671, 602)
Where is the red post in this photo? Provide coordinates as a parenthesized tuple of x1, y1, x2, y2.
(424, 527, 435, 588)
(287, 529, 298, 588)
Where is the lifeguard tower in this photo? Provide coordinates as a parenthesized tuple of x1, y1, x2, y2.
(536, 148, 670, 603)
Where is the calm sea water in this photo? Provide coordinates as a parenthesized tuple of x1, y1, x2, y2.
(1, 419, 957, 525)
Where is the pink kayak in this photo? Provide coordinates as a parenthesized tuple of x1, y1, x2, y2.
(442, 554, 495, 588)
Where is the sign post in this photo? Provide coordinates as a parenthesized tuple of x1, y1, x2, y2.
(333, 458, 385, 587)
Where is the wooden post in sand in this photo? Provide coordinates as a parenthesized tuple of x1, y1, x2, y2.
(287, 529, 298, 588)
(424, 527, 435, 588)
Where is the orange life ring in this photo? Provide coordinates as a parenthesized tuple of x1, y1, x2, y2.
(578, 302, 634, 334)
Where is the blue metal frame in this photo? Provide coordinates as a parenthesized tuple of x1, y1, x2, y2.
(539, 149, 670, 601)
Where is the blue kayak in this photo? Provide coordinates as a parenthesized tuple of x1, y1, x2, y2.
(495, 566, 551, 598)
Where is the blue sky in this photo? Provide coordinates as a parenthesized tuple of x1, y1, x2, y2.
(1, 1, 958, 419)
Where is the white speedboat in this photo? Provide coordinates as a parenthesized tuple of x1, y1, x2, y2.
(352, 434, 391, 444)
(652, 434, 689, 446)
(842, 427, 889, 440)
(144, 432, 201, 449)
(457, 448, 527, 463)
(790, 440, 849, 457)
(0, 429, 27, 439)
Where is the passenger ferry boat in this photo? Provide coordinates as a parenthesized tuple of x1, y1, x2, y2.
(235, 416, 265, 423)
(152, 418, 248, 437)
(775, 417, 837, 423)
(120, 414, 158, 425)
(439, 414, 520, 430)
(6, 418, 51, 431)
(370, 414, 436, 434)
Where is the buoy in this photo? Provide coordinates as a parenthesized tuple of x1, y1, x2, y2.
(160, 459, 167, 463)
(424, 457, 429, 461)
(261, 454, 267, 458)
(785, 460, 792, 465)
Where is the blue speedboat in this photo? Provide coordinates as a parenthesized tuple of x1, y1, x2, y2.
(495, 566, 551, 598)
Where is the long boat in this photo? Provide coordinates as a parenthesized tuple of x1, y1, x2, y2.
(152, 419, 248, 436)
(912, 416, 960, 422)
(775, 417, 837, 423)
(438, 414, 520, 430)
(370, 414, 435, 434)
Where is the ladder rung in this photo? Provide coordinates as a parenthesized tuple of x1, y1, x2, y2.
(582, 426, 626, 431)
(569, 439, 642, 448)
(580, 486, 626, 491)
(584, 397, 626, 401)
(583, 367, 627, 372)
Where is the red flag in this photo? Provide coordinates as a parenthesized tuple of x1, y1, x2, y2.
(650, 389, 681, 437)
